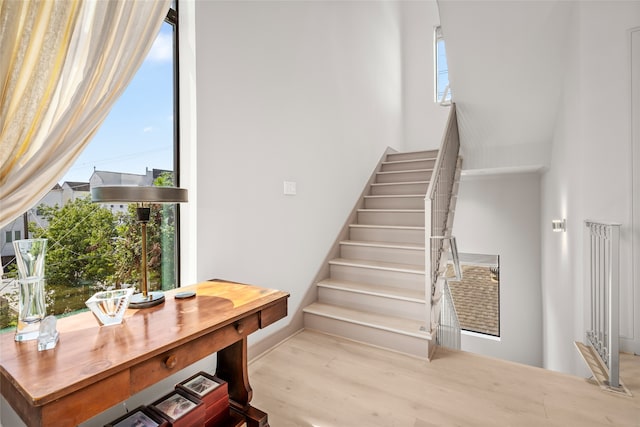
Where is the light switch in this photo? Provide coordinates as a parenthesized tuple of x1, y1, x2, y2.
(284, 181, 297, 195)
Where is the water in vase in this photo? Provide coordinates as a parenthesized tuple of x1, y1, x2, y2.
(13, 239, 47, 341)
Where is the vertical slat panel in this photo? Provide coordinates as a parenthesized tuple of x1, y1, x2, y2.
(425, 104, 461, 347)
(584, 220, 621, 389)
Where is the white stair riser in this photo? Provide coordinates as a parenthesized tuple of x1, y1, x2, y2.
(376, 170, 432, 184)
(370, 182, 428, 196)
(329, 264, 424, 290)
(349, 227, 424, 244)
(381, 159, 436, 172)
(318, 287, 425, 321)
(304, 313, 428, 358)
(364, 196, 423, 210)
(386, 151, 438, 162)
(358, 210, 424, 227)
(340, 244, 425, 266)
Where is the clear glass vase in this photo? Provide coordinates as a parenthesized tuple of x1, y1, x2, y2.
(13, 239, 47, 342)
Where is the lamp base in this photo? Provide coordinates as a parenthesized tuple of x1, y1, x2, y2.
(128, 291, 165, 309)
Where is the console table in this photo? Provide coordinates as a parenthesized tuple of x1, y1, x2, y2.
(0, 280, 289, 427)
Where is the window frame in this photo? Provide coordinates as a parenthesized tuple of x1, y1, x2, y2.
(166, 4, 182, 288)
(434, 26, 451, 105)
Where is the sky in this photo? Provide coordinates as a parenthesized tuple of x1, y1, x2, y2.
(61, 22, 175, 184)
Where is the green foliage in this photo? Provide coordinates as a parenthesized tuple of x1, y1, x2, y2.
(154, 171, 175, 187)
(1, 180, 179, 331)
(33, 197, 118, 288)
(109, 172, 178, 291)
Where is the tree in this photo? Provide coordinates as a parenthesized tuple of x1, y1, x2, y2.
(32, 197, 118, 287)
(112, 171, 179, 292)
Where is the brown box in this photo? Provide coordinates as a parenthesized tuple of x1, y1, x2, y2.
(149, 389, 205, 427)
(204, 395, 230, 427)
(176, 372, 229, 422)
(104, 405, 169, 427)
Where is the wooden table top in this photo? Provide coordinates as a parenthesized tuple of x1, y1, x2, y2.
(0, 280, 289, 408)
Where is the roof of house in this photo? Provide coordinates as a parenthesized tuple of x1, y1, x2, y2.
(63, 182, 90, 192)
(447, 264, 500, 336)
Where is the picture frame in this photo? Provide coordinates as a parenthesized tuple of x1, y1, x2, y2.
(150, 390, 202, 423)
(179, 372, 223, 398)
(176, 372, 229, 425)
(105, 406, 168, 427)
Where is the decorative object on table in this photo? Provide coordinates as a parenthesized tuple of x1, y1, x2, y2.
(12, 238, 47, 342)
(176, 372, 229, 426)
(85, 288, 134, 326)
(149, 389, 204, 427)
(104, 405, 168, 427)
(91, 186, 188, 308)
(37, 315, 59, 351)
(174, 291, 196, 299)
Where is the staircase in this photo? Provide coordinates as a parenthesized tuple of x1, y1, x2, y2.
(303, 150, 437, 357)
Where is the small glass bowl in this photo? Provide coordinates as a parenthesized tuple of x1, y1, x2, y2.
(85, 289, 134, 326)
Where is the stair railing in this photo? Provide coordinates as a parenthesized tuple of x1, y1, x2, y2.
(437, 277, 461, 350)
(584, 220, 621, 388)
(424, 103, 461, 339)
(439, 84, 452, 106)
(431, 235, 462, 350)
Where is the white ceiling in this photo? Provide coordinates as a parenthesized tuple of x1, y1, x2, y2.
(437, 0, 575, 171)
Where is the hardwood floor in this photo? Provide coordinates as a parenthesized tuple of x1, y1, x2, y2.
(249, 330, 640, 426)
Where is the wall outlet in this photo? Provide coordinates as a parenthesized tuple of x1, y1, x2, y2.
(283, 181, 297, 195)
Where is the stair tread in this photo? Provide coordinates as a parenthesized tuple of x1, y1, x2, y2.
(329, 257, 425, 274)
(303, 302, 431, 340)
(317, 278, 425, 302)
(387, 150, 438, 156)
(371, 181, 429, 186)
(364, 194, 424, 199)
(339, 240, 425, 251)
(382, 158, 437, 165)
(357, 208, 425, 213)
(377, 169, 433, 175)
(349, 224, 425, 230)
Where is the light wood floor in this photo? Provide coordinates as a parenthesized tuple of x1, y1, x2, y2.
(249, 330, 640, 426)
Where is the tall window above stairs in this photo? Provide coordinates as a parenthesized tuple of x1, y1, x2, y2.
(434, 26, 451, 105)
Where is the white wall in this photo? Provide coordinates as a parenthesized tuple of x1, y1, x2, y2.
(399, 1, 450, 151)
(192, 0, 409, 347)
(633, 28, 640, 356)
(541, 1, 640, 374)
(437, 0, 574, 172)
(453, 172, 543, 367)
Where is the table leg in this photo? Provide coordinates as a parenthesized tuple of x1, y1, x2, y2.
(216, 337, 252, 408)
(216, 337, 270, 426)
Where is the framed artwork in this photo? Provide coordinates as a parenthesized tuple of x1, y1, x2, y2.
(152, 392, 198, 421)
(181, 373, 222, 398)
(105, 406, 167, 427)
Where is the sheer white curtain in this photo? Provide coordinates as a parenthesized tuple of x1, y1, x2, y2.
(0, 0, 171, 228)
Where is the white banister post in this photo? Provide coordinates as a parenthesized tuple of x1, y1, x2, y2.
(425, 199, 432, 333)
(608, 224, 620, 388)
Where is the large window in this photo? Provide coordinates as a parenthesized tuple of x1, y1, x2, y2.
(434, 26, 451, 104)
(0, 6, 180, 329)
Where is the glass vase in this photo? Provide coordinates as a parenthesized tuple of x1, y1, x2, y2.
(13, 239, 47, 342)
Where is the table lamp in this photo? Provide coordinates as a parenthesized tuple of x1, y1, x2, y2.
(91, 185, 188, 308)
